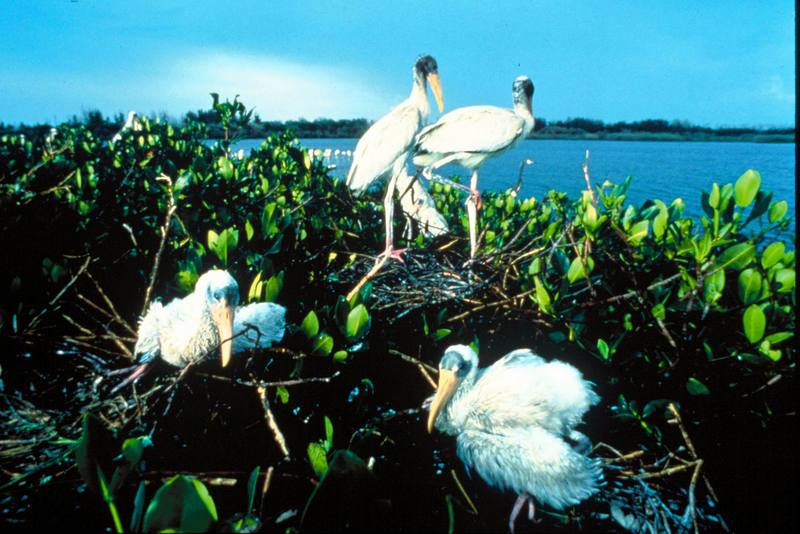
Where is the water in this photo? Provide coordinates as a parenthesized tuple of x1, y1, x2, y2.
(236, 138, 796, 238)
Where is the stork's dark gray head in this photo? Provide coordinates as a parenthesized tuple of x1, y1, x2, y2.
(439, 344, 478, 379)
(415, 54, 439, 77)
(512, 76, 534, 108)
(413, 54, 444, 112)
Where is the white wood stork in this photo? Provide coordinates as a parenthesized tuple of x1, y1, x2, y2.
(345, 54, 444, 261)
(427, 344, 601, 533)
(111, 111, 142, 142)
(413, 76, 535, 260)
(109, 270, 286, 393)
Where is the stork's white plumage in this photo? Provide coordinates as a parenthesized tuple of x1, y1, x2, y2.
(427, 344, 601, 533)
(111, 111, 141, 142)
(395, 168, 449, 240)
(345, 55, 444, 261)
(109, 271, 286, 393)
(414, 76, 535, 259)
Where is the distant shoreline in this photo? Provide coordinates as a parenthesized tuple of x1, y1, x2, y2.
(530, 132, 795, 143)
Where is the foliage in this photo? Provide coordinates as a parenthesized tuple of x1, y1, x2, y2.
(0, 94, 794, 531)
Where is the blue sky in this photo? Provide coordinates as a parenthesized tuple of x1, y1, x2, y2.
(0, 1, 794, 126)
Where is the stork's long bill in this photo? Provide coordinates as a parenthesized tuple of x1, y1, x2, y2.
(211, 300, 235, 367)
(427, 368, 458, 433)
(427, 73, 444, 113)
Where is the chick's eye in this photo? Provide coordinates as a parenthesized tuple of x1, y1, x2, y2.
(213, 290, 223, 301)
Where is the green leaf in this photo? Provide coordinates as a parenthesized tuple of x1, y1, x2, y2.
(311, 334, 334, 357)
(758, 340, 782, 362)
(300, 310, 320, 338)
(567, 255, 594, 283)
(533, 277, 552, 314)
(686, 377, 710, 396)
(324, 416, 334, 449)
(244, 219, 255, 241)
(652, 200, 668, 239)
(345, 304, 370, 340)
(264, 272, 283, 302)
(715, 242, 755, 271)
(333, 350, 348, 361)
(217, 156, 234, 180)
(765, 331, 793, 345)
(768, 200, 788, 223)
(307, 442, 329, 478)
(742, 304, 766, 344)
(627, 220, 649, 246)
(734, 169, 761, 207)
(207, 227, 239, 266)
(774, 268, 795, 293)
(708, 183, 720, 209)
(761, 242, 785, 269)
(432, 328, 452, 342)
(596, 338, 610, 360)
(246, 466, 260, 513)
(275, 386, 289, 404)
(651, 303, 666, 321)
(737, 268, 763, 305)
(143, 475, 218, 533)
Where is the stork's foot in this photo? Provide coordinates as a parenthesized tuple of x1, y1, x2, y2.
(378, 246, 407, 263)
(509, 493, 540, 533)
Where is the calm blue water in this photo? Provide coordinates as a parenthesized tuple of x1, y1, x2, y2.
(235, 138, 796, 238)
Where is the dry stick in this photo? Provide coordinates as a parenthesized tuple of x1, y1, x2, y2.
(85, 271, 137, 336)
(257, 386, 290, 459)
(450, 469, 479, 515)
(259, 466, 275, 517)
(141, 174, 177, 318)
(667, 403, 729, 532)
(27, 255, 92, 329)
(387, 349, 437, 388)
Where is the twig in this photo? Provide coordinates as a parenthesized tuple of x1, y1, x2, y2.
(450, 469, 479, 515)
(85, 271, 136, 337)
(259, 466, 275, 516)
(257, 386, 290, 459)
(582, 150, 598, 208)
(27, 255, 91, 329)
(387, 349, 437, 388)
(141, 174, 177, 318)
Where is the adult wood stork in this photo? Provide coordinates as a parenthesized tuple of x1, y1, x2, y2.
(345, 54, 444, 261)
(427, 344, 601, 533)
(413, 76, 535, 260)
(111, 111, 141, 142)
(109, 270, 286, 393)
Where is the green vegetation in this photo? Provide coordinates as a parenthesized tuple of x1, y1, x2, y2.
(0, 95, 794, 531)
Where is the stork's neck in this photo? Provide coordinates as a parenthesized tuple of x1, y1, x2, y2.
(436, 370, 479, 435)
(514, 101, 535, 135)
(410, 73, 431, 121)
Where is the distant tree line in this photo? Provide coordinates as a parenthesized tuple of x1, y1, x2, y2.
(1, 108, 794, 141)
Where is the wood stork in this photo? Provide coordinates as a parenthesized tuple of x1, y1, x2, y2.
(345, 54, 444, 261)
(109, 270, 286, 393)
(413, 76, 535, 260)
(427, 344, 601, 533)
(396, 168, 449, 240)
(111, 111, 141, 142)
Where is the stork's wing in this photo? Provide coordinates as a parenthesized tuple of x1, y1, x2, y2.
(414, 106, 524, 156)
(232, 302, 286, 353)
(345, 102, 423, 194)
(462, 350, 599, 435)
(133, 301, 164, 364)
(457, 426, 602, 509)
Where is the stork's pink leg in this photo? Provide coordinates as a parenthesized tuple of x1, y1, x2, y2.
(508, 493, 539, 533)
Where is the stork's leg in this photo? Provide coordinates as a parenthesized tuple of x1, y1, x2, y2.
(466, 170, 480, 260)
(345, 165, 406, 301)
(380, 166, 407, 261)
(508, 493, 539, 533)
